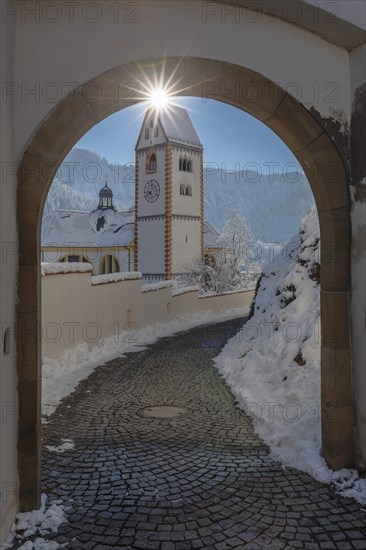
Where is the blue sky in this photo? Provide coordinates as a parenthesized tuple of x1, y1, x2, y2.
(77, 98, 303, 175)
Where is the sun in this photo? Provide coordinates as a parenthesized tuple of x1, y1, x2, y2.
(149, 87, 171, 110)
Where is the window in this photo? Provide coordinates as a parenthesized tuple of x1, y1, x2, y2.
(154, 126, 159, 137)
(100, 255, 120, 274)
(180, 184, 192, 196)
(60, 255, 89, 263)
(145, 128, 149, 140)
(148, 153, 157, 173)
(179, 156, 193, 172)
(150, 120, 153, 129)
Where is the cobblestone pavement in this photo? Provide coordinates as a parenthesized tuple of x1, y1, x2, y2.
(30, 319, 366, 548)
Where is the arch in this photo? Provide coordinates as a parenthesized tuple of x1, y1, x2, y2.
(59, 254, 89, 263)
(146, 151, 157, 174)
(180, 184, 186, 196)
(99, 254, 120, 275)
(186, 185, 192, 197)
(17, 57, 352, 510)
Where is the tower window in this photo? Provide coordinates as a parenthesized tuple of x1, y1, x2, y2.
(180, 184, 186, 195)
(150, 120, 153, 128)
(154, 126, 159, 137)
(186, 185, 192, 196)
(145, 128, 150, 140)
(179, 156, 193, 172)
(146, 152, 157, 174)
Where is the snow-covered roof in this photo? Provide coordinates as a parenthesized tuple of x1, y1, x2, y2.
(203, 221, 221, 248)
(159, 106, 202, 148)
(42, 209, 221, 250)
(42, 209, 134, 248)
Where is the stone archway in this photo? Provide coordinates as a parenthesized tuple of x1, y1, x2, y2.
(17, 57, 352, 511)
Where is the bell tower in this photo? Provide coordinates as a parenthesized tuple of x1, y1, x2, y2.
(135, 106, 204, 281)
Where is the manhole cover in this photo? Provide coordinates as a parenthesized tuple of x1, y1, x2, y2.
(136, 405, 190, 419)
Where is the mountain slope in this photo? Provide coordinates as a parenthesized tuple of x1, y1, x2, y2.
(45, 147, 315, 244)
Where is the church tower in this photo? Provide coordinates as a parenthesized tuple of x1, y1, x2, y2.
(135, 106, 204, 281)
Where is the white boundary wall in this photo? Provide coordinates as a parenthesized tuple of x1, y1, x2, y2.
(41, 269, 254, 359)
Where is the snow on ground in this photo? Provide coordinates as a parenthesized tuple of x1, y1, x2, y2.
(44, 439, 75, 453)
(42, 307, 249, 417)
(215, 206, 366, 505)
(1, 495, 67, 550)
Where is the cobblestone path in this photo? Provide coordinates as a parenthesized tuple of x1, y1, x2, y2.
(35, 319, 366, 548)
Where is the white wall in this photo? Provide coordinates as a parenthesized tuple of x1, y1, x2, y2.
(41, 271, 254, 359)
(11, 0, 352, 162)
(0, 9, 19, 542)
(172, 218, 201, 273)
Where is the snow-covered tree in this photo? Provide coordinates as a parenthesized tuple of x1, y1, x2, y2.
(176, 209, 262, 294)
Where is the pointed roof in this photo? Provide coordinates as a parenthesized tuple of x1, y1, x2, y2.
(136, 106, 203, 150)
(159, 106, 202, 148)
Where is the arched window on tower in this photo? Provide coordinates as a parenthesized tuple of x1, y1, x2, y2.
(183, 158, 188, 171)
(180, 184, 186, 195)
(186, 185, 192, 196)
(149, 153, 157, 172)
(145, 128, 149, 140)
(179, 157, 183, 171)
(150, 120, 154, 129)
(188, 160, 193, 172)
(154, 126, 159, 137)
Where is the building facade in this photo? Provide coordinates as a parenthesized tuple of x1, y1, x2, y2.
(135, 106, 204, 280)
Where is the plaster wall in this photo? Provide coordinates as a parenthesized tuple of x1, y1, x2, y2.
(350, 42, 366, 470)
(0, 9, 19, 542)
(171, 219, 201, 273)
(10, 0, 352, 162)
(138, 219, 166, 275)
(41, 271, 254, 359)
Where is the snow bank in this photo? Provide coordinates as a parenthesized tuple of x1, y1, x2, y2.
(42, 307, 249, 417)
(215, 206, 366, 505)
(92, 271, 142, 285)
(45, 439, 75, 454)
(41, 262, 92, 276)
(1, 495, 67, 549)
(141, 280, 174, 293)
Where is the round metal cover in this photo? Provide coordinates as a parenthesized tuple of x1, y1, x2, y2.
(136, 405, 189, 419)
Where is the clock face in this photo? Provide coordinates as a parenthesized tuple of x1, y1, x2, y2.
(144, 179, 160, 203)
